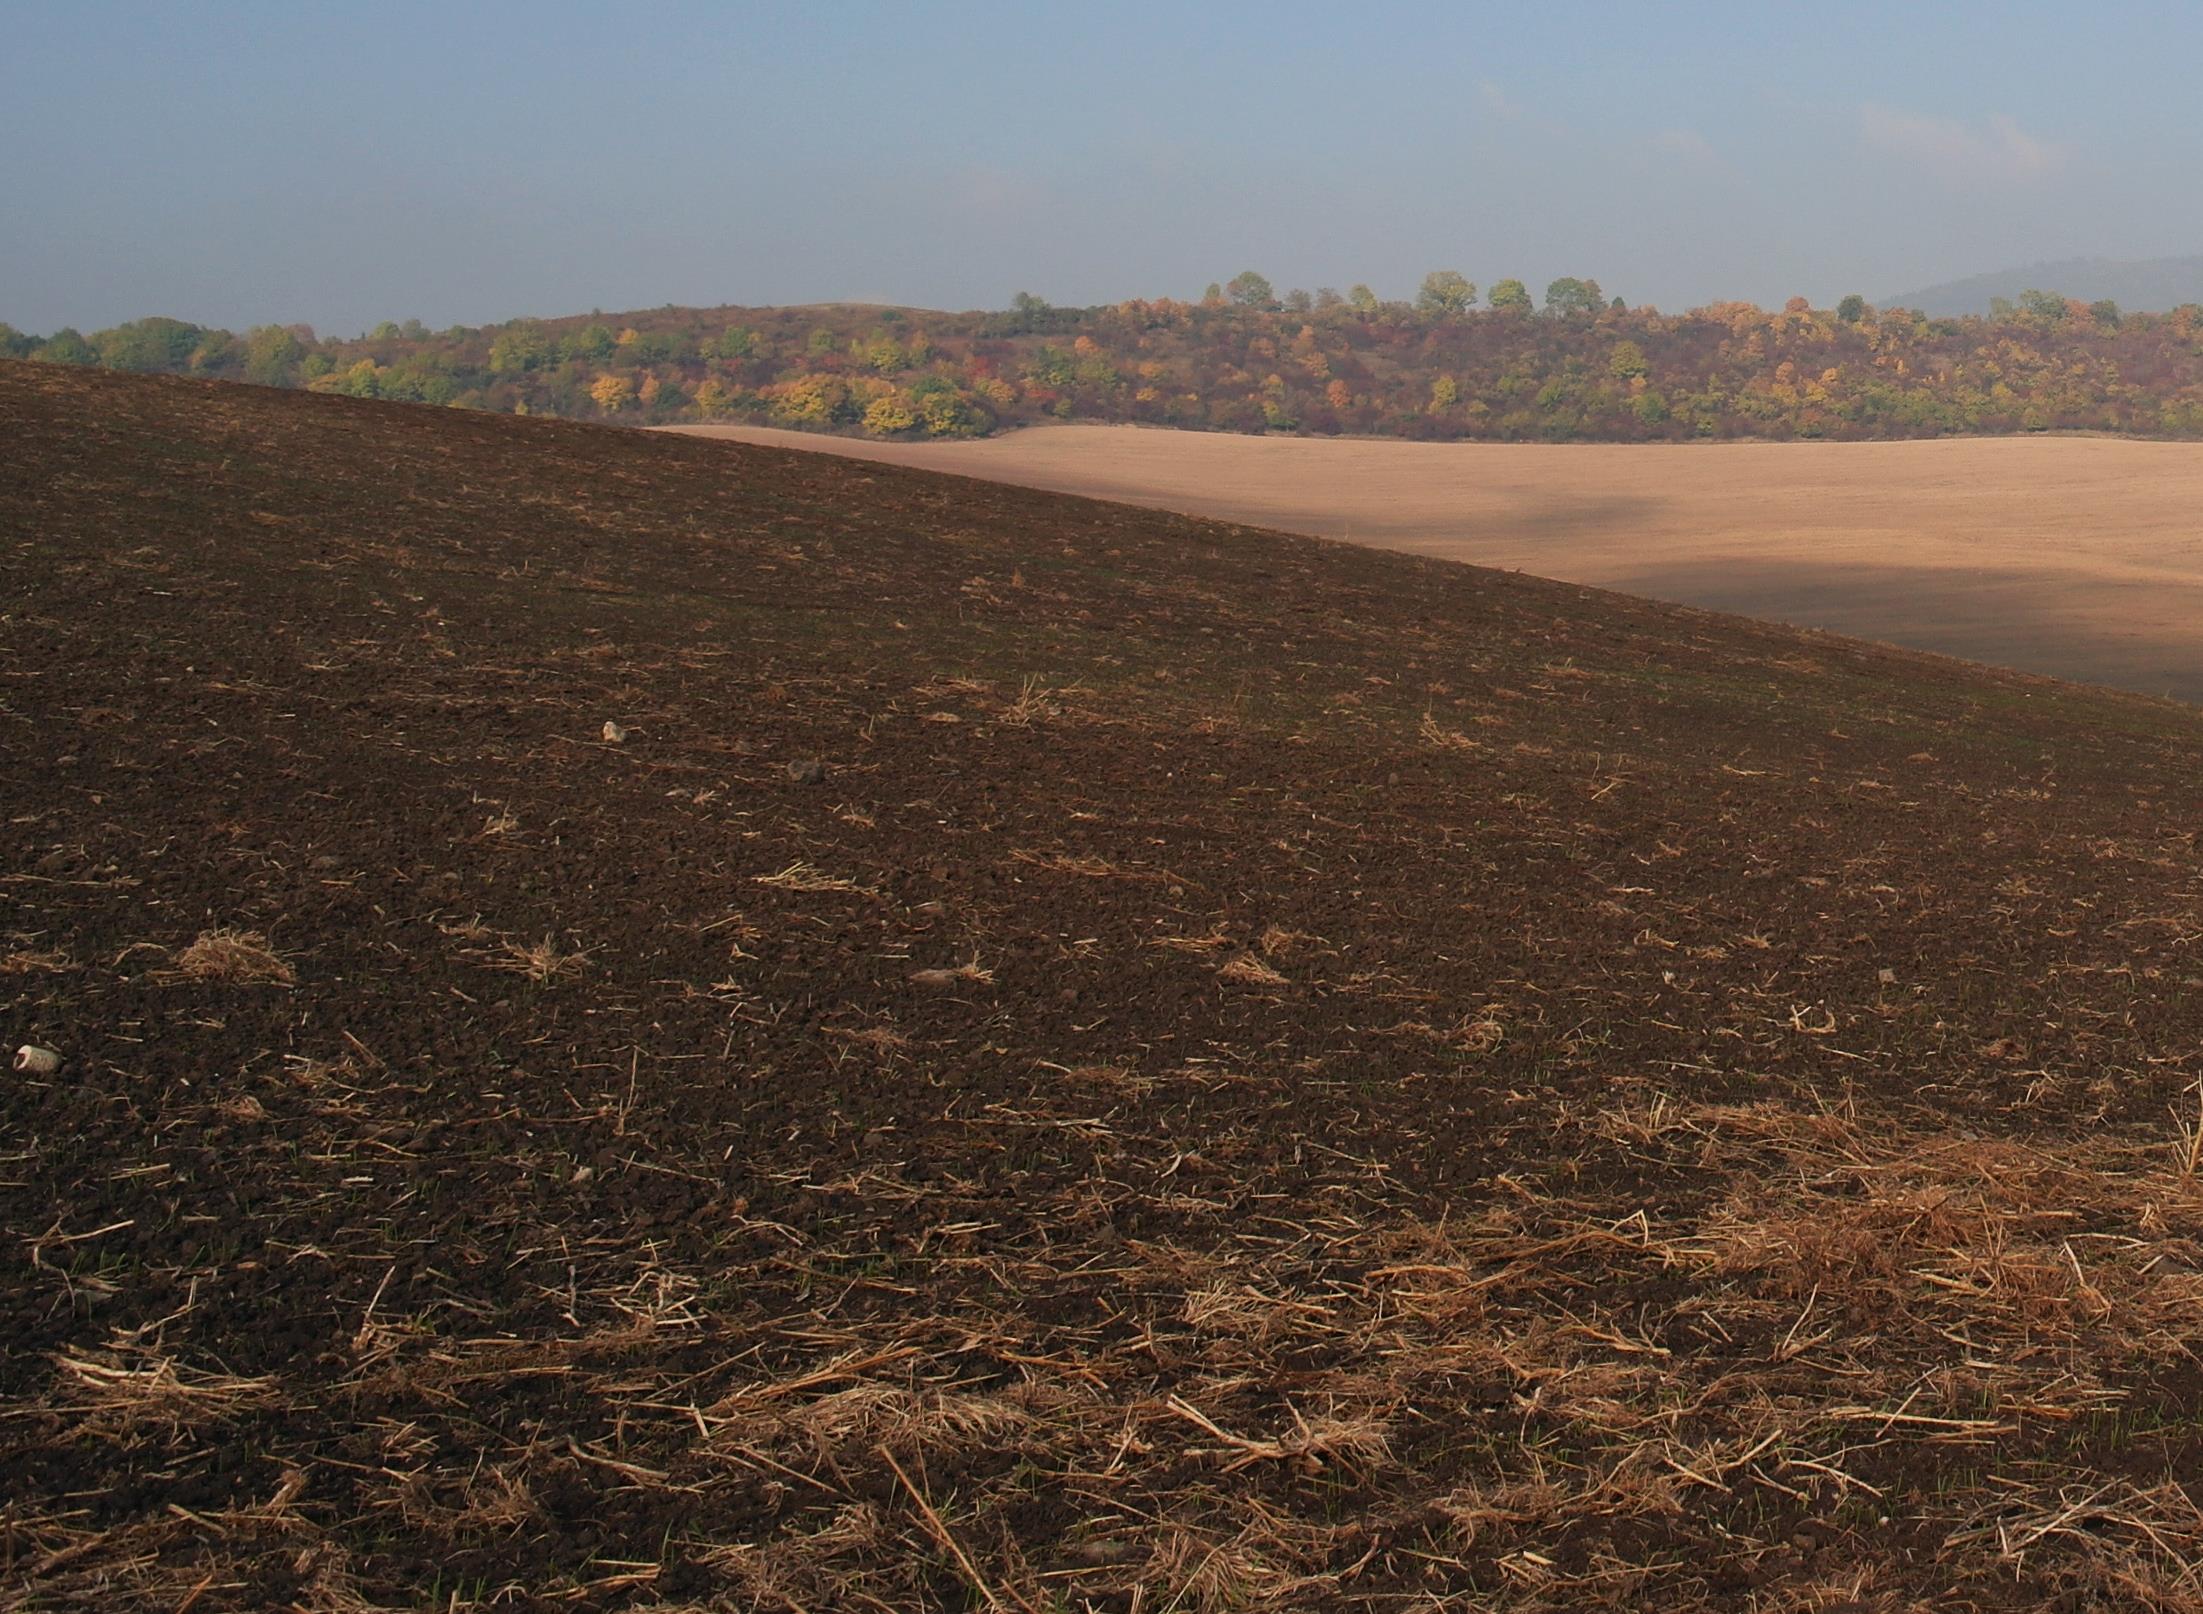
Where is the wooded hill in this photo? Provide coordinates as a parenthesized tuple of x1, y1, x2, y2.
(13, 274, 2203, 443)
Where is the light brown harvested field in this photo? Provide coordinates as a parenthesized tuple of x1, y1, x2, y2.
(669, 423, 2203, 701)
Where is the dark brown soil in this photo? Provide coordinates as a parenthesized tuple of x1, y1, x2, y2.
(8, 362, 2203, 1612)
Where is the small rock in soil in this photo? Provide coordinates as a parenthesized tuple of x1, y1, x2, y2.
(787, 758, 828, 784)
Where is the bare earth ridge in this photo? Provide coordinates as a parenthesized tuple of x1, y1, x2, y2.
(670, 423, 2203, 702)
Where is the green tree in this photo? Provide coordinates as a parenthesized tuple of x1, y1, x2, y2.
(93, 317, 203, 372)
(2089, 299, 2122, 329)
(1543, 277, 1604, 317)
(1348, 284, 1380, 313)
(1487, 279, 1533, 315)
(0, 322, 30, 359)
(565, 323, 616, 361)
(243, 325, 307, 387)
(1608, 340, 1649, 380)
(1836, 294, 1869, 324)
(2018, 288, 2069, 323)
(34, 328, 95, 365)
(1416, 270, 1477, 317)
(1226, 270, 1278, 310)
(487, 322, 550, 373)
(712, 325, 757, 360)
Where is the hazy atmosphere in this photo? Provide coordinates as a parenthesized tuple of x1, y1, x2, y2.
(10, 0, 2203, 335)
(23, 6, 2203, 1608)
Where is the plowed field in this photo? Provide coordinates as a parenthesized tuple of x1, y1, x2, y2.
(10, 364, 2203, 1610)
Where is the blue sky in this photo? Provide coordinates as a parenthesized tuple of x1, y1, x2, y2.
(5, 0, 2200, 335)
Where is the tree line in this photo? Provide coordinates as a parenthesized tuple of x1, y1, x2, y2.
(9, 271, 2203, 443)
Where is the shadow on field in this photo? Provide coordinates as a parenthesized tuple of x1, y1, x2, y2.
(1609, 555, 2203, 703)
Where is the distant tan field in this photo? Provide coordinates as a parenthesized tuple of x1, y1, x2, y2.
(669, 422, 2203, 701)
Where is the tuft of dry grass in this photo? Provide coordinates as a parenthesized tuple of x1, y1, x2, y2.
(1420, 711, 1483, 751)
(1218, 954, 1288, 988)
(996, 675, 1062, 727)
(753, 861, 871, 894)
(481, 935, 589, 982)
(55, 1349, 281, 1440)
(1, 947, 73, 975)
(910, 959, 993, 987)
(165, 928, 294, 985)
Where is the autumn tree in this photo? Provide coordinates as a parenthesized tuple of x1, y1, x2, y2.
(1348, 284, 1379, 312)
(588, 373, 635, 412)
(919, 390, 983, 436)
(863, 393, 916, 434)
(771, 373, 848, 426)
(1417, 271, 1477, 317)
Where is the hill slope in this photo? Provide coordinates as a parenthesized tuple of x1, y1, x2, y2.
(671, 419, 2203, 703)
(1887, 253, 2203, 316)
(8, 364, 2203, 1610)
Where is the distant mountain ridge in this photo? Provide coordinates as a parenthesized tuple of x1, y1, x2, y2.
(1885, 255, 2203, 316)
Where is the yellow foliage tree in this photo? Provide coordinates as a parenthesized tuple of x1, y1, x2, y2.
(769, 374, 847, 426)
(589, 374, 634, 412)
(863, 393, 917, 435)
(1429, 375, 1460, 411)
